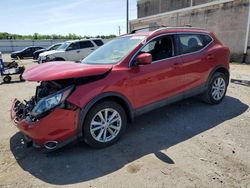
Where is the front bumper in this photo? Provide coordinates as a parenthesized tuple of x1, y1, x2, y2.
(10, 99, 80, 149)
(38, 56, 47, 64)
(10, 54, 16, 58)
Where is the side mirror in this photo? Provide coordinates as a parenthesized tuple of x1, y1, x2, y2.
(136, 53, 152, 65)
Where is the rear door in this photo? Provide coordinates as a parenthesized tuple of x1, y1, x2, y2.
(177, 33, 213, 90)
(79, 40, 95, 60)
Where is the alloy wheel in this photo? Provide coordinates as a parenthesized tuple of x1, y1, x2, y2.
(90, 108, 122, 143)
(211, 77, 226, 101)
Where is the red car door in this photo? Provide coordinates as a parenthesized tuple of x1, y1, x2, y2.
(177, 33, 213, 90)
(128, 35, 186, 109)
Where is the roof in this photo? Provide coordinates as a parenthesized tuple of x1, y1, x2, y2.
(65, 38, 103, 43)
(127, 27, 210, 38)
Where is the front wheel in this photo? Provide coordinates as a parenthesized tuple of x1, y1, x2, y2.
(83, 101, 127, 148)
(202, 72, 228, 104)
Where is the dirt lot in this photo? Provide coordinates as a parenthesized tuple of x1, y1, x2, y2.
(0, 54, 250, 188)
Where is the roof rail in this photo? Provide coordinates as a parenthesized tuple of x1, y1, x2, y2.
(150, 25, 205, 35)
(130, 25, 168, 34)
(130, 24, 205, 35)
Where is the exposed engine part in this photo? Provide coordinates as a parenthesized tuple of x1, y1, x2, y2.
(14, 99, 35, 121)
(35, 81, 64, 101)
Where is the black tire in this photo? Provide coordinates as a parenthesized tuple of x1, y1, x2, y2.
(19, 74, 25, 82)
(202, 72, 228, 104)
(83, 101, 127, 148)
(53, 58, 65, 61)
(3, 75, 11, 83)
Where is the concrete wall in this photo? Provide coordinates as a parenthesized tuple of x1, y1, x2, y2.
(131, 0, 250, 62)
(137, 0, 218, 18)
(0, 39, 66, 52)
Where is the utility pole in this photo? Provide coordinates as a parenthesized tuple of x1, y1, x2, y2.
(126, 0, 129, 33)
(118, 26, 121, 36)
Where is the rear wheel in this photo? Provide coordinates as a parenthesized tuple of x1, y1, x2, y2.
(3, 75, 11, 83)
(53, 58, 65, 61)
(202, 72, 227, 104)
(83, 101, 127, 148)
(19, 74, 25, 82)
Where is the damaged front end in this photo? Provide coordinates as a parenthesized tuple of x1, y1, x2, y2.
(10, 61, 113, 150)
(11, 80, 80, 150)
(13, 81, 75, 122)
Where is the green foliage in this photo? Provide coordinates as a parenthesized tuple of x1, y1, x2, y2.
(0, 32, 117, 40)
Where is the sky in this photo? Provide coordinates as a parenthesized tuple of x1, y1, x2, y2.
(0, 0, 137, 36)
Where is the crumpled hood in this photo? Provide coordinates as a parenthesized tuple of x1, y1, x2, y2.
(23, 61, 113, 81)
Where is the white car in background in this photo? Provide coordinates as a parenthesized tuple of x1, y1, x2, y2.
(38, 39, 104, 63)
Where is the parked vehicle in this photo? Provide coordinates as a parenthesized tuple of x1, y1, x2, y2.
(38, 39, 104, 63)
(10, 27, 230, 151)
(33, 43, 62, 59)
(1, 52, 25, 83)
(11, 46, 44, 59)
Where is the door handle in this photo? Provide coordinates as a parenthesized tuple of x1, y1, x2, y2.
(90, 48, 95, 51)
(76, 50, 80, 53)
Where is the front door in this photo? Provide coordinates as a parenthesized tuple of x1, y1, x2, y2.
(65, 42, 81, 61)
(129, 35, 185, 109)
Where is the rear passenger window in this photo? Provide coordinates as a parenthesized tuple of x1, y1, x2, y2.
(80, 41, 94, 48)
(93, 40, 104, 46)
(178, 34, 212, 54)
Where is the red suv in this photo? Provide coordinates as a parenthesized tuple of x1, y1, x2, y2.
(11, 27, 230, 150)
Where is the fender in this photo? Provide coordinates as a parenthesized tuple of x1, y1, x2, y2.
(206, 64, 230, 87)
(76, 92, 135, 138)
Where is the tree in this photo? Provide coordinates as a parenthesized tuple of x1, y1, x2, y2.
(0, 32, 117, 40)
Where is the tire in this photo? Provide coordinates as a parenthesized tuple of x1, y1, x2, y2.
(202, 72, 228, 104)
(19, 74, 25, 82)
(83, 101, 127, 148)
(3, 75, 11, 83)
(53, 58, 65, 61)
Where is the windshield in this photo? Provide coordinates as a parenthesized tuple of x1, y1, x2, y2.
(47, 43, 61, 51)
(82, 36, 145, 64)
(57, 42, 70, 51)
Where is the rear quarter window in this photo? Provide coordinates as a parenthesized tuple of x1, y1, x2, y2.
(93, 40, 104, 46)
(80, 41, 94, 48)
(178, 34, 212, 54)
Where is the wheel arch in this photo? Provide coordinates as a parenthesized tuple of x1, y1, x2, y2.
(77, 92, 135, 138)
(207, 65, 230, 86)
(53, 57, 65, 61)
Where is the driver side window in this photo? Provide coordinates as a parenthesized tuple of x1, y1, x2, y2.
(67, 42, 80, 51)
(140, 35, 174, 62)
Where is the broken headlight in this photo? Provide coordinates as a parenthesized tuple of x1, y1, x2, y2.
(31, 86, 74, 117)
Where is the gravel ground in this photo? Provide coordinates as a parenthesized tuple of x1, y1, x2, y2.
(0, 54, 250, 188)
